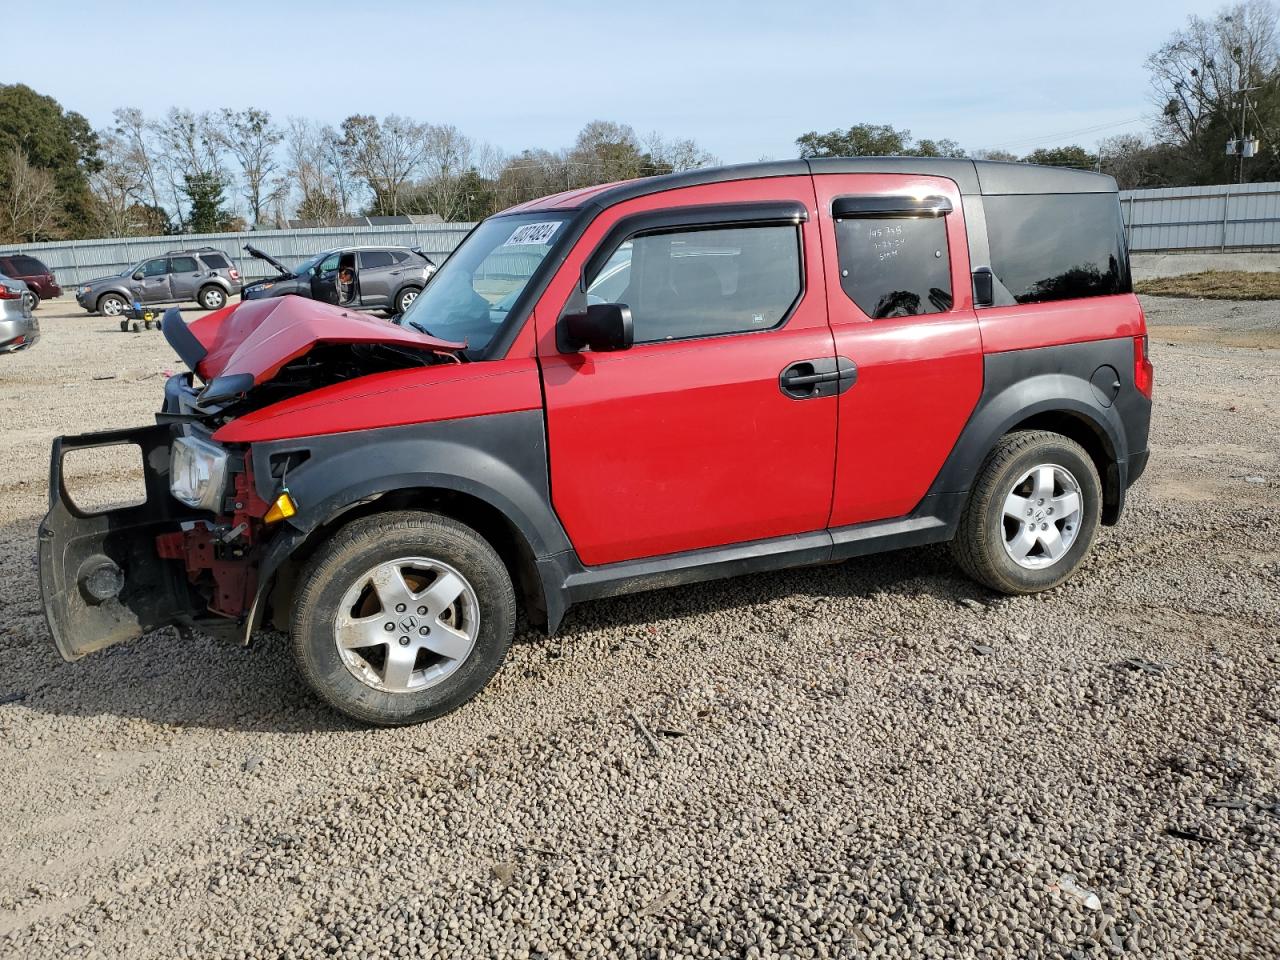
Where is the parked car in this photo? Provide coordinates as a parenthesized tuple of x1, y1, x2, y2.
(0, 253, 62, 309)
(0, 273, 37, 353)
(75, 248, 241, 317)
(241, 245, 436, 315)
(40, 158, 1152, 727)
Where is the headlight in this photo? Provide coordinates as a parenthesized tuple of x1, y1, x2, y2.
(259, 282, 274, 290)
(170, 435, 229, 510)
(80, 285, 91, 293)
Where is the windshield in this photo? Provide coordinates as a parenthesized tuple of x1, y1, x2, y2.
(400, 213, 570, 354)
(291, 252, 327, 277)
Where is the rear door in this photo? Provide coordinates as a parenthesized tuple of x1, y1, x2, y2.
(137, 258, 171, 303)
(535, 177, 838, 566)
(167, 255, 201, 302)
(811, 173, 984, 529)
(356, 249, 395, 306)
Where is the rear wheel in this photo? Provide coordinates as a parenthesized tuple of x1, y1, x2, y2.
(197, 285, 226, 310)
(97, 293, 126, 317)
(394, 285, 420, 315)
(291, 511, 516, 726)
(24, 290, 39, 312)
(951, 430, 1101, 594)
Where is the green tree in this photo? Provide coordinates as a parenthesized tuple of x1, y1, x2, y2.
(796, 123, 965, 158)
(0, 83, 100, 238)
(1020, 145, 1097, 169)
(183, 172, 229, 233)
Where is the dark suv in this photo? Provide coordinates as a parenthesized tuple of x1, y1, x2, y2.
(241, 245, 436, 315)
(76, 248, 241, 317)
(0, 254, 61, 308)
(41, 158, 1152, 727)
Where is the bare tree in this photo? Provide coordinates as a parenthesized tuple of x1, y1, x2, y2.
(1149, 2, 1279, 147)
(285, 117, 340, 222)
(417, 123, 474, 220)
(111, 108, 165, 216)
(1, 147, 61, 242)
(644, 131, 718, 172)
(88, 132, 145, 237)
(151, 108, 227, 227)
(339, 114, 430, 215)
(214, 108, 284, 227)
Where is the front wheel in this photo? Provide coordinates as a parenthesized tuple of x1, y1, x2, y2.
(394, 286, 420, 315)
(197, 285, 226, 310)
(951, 430, 1101, 594)
(98, 293, 126, 317)
(291, 511, 516, 726)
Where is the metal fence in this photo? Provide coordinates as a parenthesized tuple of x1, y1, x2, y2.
(0, 223, 478, 288)
(1120, 182, 1280, 253)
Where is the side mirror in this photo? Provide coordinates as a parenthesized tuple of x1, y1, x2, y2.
(972, 267, 994, 308)
(564, 302, 634, 353)
(132, 272, 144, 281)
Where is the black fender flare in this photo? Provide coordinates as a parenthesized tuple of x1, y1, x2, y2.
(240, 412, 571, 641)
(929, 369, 1128, 499)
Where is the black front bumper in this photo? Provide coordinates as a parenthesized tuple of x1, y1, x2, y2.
(38, 424, 206, 661)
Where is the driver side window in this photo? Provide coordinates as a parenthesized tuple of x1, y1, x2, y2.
(142, 259, 168, 278)
(318, 253, 340, 273)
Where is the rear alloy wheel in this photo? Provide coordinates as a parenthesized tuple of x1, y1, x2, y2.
(198, 285, 226, 310)
(24, 290, 39, 312)
(98, 293, 126, 317)
(951, 430, 1101, 594)
(394, 286, 420, 314)
(291, 511, 516, 726)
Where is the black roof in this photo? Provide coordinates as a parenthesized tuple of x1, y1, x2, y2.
(571, 157, 1116, 215)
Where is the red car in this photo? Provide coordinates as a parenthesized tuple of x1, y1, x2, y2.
(40, 158, 1152, 726)
(0, 253, 61, 308)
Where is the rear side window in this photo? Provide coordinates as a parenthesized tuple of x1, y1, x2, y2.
(833, 207, 952, 319)
(200, 252, 230, 269)
(984, 193, 1131, 305)
(169, 256, 198, 273)
(588, 224, 802, 344)
(11, 255, 45, 274)
(391, 251, 411, 263)
(360, 250, 394, 268)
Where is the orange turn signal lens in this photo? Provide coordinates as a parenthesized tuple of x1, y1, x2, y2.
(263, 491, 297, 524)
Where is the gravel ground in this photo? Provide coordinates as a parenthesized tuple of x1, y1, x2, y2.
(0, 297, 1278, 959)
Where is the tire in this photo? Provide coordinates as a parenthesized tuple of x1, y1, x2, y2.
(119, 320, 129, 332)
(951, 430, 1102, 595)
(197, 285, 227, 310)
(97, 293, 127, 317)
(394, 286, 421, 315)
(25, 290, 39, 312)
(291, 511, 516, 726)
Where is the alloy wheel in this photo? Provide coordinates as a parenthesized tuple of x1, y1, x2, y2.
(1000, 463, 1083, 569)
(333, 556, 480, 693)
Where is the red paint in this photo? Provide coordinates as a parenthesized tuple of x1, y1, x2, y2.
(810, 174, 985, 527)
(214, 358, 543, 443)
(188, 296, 462, 384)
(534, 176, 837, 565)
(975, 294, 1145, 354)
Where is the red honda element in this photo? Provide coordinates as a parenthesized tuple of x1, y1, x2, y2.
(40, 158, 1153, 726)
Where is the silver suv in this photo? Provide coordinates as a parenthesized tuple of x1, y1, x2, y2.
(75, 248, 242, 317)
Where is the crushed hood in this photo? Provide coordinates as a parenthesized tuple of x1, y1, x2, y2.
(162, 297, 463, 406)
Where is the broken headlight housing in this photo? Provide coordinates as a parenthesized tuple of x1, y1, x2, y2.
(170, 435, 228, 510)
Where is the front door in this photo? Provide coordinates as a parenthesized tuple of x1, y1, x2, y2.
(536, 178, 837, 566)
(810, 173, 984, 528)
(137, 258, 171, 303)
(166, 254, 202, 302)
(310, 252, 341, 304)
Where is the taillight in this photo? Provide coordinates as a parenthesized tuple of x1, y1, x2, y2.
(229, 269, 241, 281)
(1134, 335, 1154, 399)
(0, 284, 19, 300)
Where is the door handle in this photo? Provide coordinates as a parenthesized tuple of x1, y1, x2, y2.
(779, 357, 857, 399)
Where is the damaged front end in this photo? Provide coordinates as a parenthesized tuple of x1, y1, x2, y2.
(40, 297, 464, 661)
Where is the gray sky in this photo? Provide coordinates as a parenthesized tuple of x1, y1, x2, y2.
(7, 0, 1220, 161)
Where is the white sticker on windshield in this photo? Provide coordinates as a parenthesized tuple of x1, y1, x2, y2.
(503, 221, 561, 246)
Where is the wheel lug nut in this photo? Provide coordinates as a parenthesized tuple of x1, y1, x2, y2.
(419, 626, 429, 635)
(1026, 509, 1033, 517)
(418, 606, 427, 615)
(383, 623, 394, 632)
(395, 603, 407, 613)
(1047, 507, 1054, 515)
(399, 636, 410, 646)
